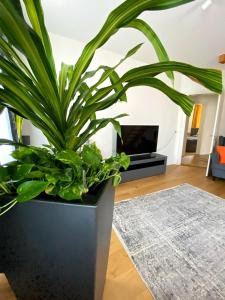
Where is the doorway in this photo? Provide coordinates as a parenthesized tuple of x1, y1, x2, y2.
(181, 94, 218, 169)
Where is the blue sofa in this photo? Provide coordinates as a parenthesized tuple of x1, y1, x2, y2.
(211, 136, 225, 180)
(211, 152, 225, 180)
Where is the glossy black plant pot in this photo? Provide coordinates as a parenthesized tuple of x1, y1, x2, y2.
(0, 180, 115, 300)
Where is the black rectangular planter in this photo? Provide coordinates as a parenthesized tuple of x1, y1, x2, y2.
(0, 180, 115, 300)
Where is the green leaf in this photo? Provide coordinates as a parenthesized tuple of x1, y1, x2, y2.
(74, 114, 127, 150)
(0, 2, 57, 95)
(122, 61, 223, 94)
(23, 0, 57, 78)
(92, 77, 193, 116)
(16, 180, 48, 203)
(66, 0, 195, 103)
(59, 183, 85, 201)
(111, 119, 122, 138)
(126, 19, 174, 83)
(119, 153, 130, 170)
(58, 63, 74, 101)
(0, 1, 64, 133)
(0, 55, 40, 98)
(0, 35, 35, 79)
(12, 164, 34, 181)
(45, 168, 72, 184)
(56, 150, 82, 165)
(82, 144, 102, 168)
(45, 183, 59, 196)
(12, 148, 35, 162)
(113, 174, 122, 186)
(0, 138, 26, 147)
(124, 77, 194, 116)
(80, 43, 143, 103)
(0, 167, 8, 182)
(15, 114, 23, 142)
(25, 170, 44, 179)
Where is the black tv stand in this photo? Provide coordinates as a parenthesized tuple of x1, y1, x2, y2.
(121, 153, 167, 183)
(130, 153, 156, 161)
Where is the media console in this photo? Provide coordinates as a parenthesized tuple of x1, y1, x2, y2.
(120, 153, 167, 183)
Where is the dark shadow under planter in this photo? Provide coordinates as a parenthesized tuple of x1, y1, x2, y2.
(0, 180, 115, 300)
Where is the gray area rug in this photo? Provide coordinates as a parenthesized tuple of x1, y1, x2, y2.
(113, 184, 225, 300)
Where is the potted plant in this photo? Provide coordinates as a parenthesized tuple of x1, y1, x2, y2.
(0, 0, 223, 299)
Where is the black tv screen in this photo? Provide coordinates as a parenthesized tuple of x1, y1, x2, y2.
(117, 125, 159, 156)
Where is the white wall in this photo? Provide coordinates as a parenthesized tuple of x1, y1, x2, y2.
(0, 110, 14, 164)
(176, 73, 223, 164)
(23, 33, 187, 165)
(179, 75, 215, 96)
(217, 90, 225, 137)
(217, 71, 225, 137)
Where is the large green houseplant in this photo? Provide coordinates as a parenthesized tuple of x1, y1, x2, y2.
(0, 0, 223, 299)
(0, 0, 223, 214)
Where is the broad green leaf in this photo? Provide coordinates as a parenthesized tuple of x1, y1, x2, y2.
(12, 164, 34, 181)
(15, 115, 23, 142)
(45, 174, 60, 184)
(0, 1, 63, 129)
(0, 34, 35, 79)
(0, 88, 64, 149)
(0, 138, 25, 147)
(126, 19, 174, 83)
(45, 183, 60, 196)
(94, 77, 193, 116)
(81, 43, 143, 84)
(105, 69, 127, 103)
(0, 73, 60, 134)
(56, 150, 82, 165)
(11, 148, 34, 160)
(80, 43, 143, 103)
(25, 170, 44, 179)
(0, 56, 40, 97)
(45, 168, 72, 184)
(16, 180, 48, 203)
(122, 61, 223, 94)
(1, 0, 222, 156)
(119, 153, 130, 170)
(111, 119, 122, 138)
(82, 145, 102, 168)
(66, 0, 195, 104)
(58, 63, 73, 100)
(59, 183, 86, 200)
(0, 167, 8, 182)
(71, 114, 127, 150)
(125, 77, 194, 115)
(23, 0, 56, 78)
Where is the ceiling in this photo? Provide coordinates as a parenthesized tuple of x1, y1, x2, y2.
(42, 0, 225, 69)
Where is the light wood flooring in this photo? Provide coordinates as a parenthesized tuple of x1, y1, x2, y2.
(1, 165, 225, 300)
(181, 154, 209, 168)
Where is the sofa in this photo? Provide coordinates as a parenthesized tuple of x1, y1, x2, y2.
(211, 136, 225, 180)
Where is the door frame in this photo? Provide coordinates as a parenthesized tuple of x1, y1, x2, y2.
(177, 93, 221, 174)
(206, 94, 222, 175)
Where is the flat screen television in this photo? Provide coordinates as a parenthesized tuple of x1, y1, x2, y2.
(117, 125, 159, 156)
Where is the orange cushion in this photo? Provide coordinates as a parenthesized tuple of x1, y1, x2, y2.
(216, 146, 225, 164)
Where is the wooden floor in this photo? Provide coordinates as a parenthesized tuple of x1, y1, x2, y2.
(181, 154, 209, 168)
(1, 165, 225, 300)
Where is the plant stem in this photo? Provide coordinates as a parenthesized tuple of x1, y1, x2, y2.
(0, 201, 17, 216)
(0, 183, 11, 194)
(0, 199, 16, 209)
